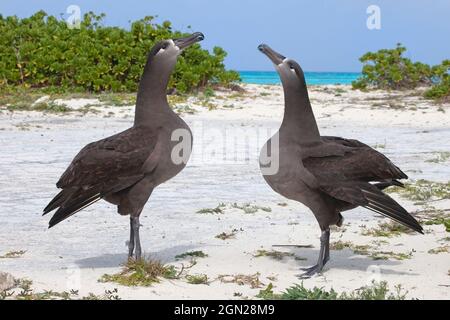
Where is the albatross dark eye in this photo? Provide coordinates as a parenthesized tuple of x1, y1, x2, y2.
(289, 63, 295, 69)
(161, 43, 168, 49)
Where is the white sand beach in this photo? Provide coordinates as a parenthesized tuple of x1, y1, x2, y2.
(0, 84, 449, 299)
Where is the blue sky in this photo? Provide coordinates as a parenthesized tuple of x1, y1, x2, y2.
(1, 0, 449, 72)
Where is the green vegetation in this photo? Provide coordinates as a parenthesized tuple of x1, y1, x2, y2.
(0, 279, 120, 300)
(257, 281, 407, 300)
(386, 179, 450, 203)
(196, 202, 272, 214)
(428, 245, 449, 254)
(175, 250, 208, 260)
(330, 240, 412, 260)
(172, 104, 197, 115)
(7, 101, 71, 113)
(424, 60, 450, 101)
(352, 44, 432, 90)
(423, 215, 450, 232)
(186, 274, 209, 285)
(0, 86, 138, 111)
(369, 251, 413, 261)
(0, 250, 26, 258)
(361, 221, 415, 237)
(218, 273, 263, 289)
(215, 229, 239, 240)
(253, 249, 295, 260)
(330, 240, 371, 254)
(80, 289, 121, 300)
(352, 44, 449, 101)
(0, 87, 194, 113)
(330, 241, 374, 256)
(99, 258, 178, 286)
(196, 203, 226, 214)
(0, 11, 239, 94)
(425, 152, 450, 163)
(372, 142, 386, 149)
(231, 202, 272, 214)
(414, 206, 450, 232)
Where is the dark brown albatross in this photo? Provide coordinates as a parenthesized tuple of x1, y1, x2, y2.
(43, 32, 204, 260)
(258, 44, 423, 278)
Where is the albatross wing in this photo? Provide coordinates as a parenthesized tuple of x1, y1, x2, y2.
(302, 136, 423, 233)
(43, 126, 158, 227)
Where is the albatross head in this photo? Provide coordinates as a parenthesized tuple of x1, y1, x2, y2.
(258, 44, 306, 89)
(148, 32, 205, 66)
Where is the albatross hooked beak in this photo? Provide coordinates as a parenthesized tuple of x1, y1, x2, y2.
(258, 44, 286, 65)
(174, 32, 205, 50)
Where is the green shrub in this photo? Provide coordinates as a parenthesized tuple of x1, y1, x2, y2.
(424, 60, 450, 101)
(352, 44, 432, 90)
(0, 11, 240, 93)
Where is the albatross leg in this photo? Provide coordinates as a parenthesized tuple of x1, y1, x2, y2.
(299, 229, 330, 278)
(323, 232, 330, 265)
(131, 216, 142, 260)
(128, 217, 135, 258)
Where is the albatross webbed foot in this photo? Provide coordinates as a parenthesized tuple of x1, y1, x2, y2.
(299, 264, 324, 278)
(298, 229, 330, 279)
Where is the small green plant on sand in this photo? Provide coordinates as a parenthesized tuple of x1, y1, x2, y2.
(369, 251, 413, 261)
(218, 273, 263, 289)
(0, 278, 115, 300)
(196, 203, 226, 214)
(253, 249, 295, 261)
(231, 202, 272, 214)
(175, 250, 208, 260)
(80, 289, 121, 300)
(0, 250, 26, 258)
(425, 152, 450, 164)
(215, 229, 239, 240)
(186, 274, 208, 285)
(421, 211, 450, 232)
(257, 281, 407, 300)
(6, 100, 71, 113)
(330, 240, 412, 260)
(196, 202, 271, 214)
(428, 245, 449, 254)
(361, 221, 415, 237)
(99, 258, 178, 286)
(386, 180, 450, 203)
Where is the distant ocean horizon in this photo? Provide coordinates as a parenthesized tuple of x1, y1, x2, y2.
(238, 71, 361, 85)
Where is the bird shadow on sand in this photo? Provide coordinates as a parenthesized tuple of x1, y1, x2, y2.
(286, 247, 419, 276)
(75, 244, 199, 269)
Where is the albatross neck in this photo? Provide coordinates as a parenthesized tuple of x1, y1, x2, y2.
(280, 82, 321, 144)
(134, 59, 175, 126)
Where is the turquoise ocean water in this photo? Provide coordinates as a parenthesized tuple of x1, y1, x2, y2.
(239, 71, 361, 85)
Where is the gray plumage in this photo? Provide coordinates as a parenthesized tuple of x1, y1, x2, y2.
(44, 33, 205, 259)
(258, 44, 422, 277)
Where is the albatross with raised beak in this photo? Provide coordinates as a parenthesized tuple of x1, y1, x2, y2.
(258, 44, 423, 278)
(43, 32, 205, 260)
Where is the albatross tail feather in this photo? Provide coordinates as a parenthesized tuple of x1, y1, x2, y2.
(361, 187, 423, 234)
(43, 188, 75, 215)
(48, 187, 102, 228)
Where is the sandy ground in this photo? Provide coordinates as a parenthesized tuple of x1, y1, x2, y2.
(0, 84, 449, 299)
